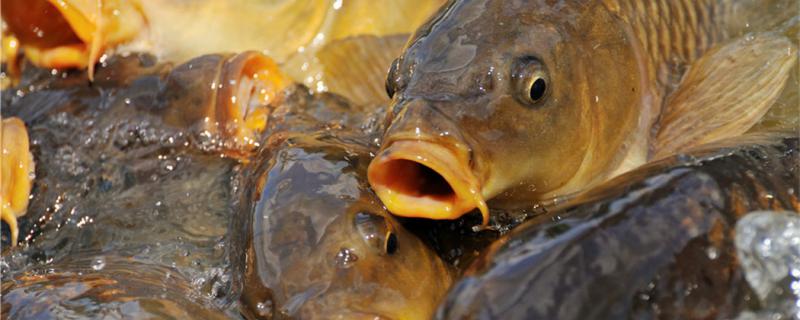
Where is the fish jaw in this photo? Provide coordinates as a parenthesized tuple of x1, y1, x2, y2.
(1, 117, 34, 246)
(368, 140, 488, 225)
(216, 52, 289, 150)
(1, 0, 146, 76)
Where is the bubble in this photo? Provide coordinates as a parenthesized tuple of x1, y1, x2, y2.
(256, 301, 274, 317)
(91, 257, 106, 271)
(335, 248, 358, 268)
(706, 247, 719, 260)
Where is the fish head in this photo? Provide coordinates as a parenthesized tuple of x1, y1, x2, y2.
(369, 0, 643, 222)
(241, 139, 452, 319)
(294, 197, 452, 319)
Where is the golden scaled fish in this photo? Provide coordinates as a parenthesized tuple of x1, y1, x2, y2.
(1, 0, 146, 78)
(367, 0, 799, 225)
(1, 117, 34, 246)
(1, 0, 444, 97)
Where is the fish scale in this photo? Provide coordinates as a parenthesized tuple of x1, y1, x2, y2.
(607, 0, 730, 97)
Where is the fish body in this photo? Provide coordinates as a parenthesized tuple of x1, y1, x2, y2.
(0, 54, 270, 308)
(368, 0, 798, 223)
(437, 135, 800, 319)
(2, 255, 231, 319)
(232, 90, 452, 319)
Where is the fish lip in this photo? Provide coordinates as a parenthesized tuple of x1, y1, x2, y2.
(367, 139, 488, 224)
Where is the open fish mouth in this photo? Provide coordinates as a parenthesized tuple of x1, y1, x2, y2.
(216, 52, 287, 144)
(368, 140, 488, 225)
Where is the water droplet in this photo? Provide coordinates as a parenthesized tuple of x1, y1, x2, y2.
(256, 301, 274, 317)
(91, 257, 106, 270)
(706, 247, 719, 260)
(335, 248, 358, 268)
(162, 159, 176, 172)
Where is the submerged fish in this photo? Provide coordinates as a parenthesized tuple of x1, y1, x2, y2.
(231, 90, 452, 319)
(1, 117, 34, 245)
(368, 0, 799, 224)
(2, 255, 230, 319)
(0, 51, 291, 247)
(437, 135, 799, 319)
(0, 54, 280, 309)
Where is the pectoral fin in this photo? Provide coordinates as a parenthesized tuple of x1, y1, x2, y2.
(316, 34, 409, 106)
(653, 33, 797, 159)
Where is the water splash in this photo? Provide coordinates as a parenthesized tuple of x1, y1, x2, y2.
(735, 210, 800, 319)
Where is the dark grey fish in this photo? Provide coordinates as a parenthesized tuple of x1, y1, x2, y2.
(0, 53, 283, 310)
(1, 255, 231, 319)
(438, 135, 799, 319)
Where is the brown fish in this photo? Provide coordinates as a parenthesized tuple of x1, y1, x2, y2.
(368, 0, 798, 224)
(232, 89, 452, 318)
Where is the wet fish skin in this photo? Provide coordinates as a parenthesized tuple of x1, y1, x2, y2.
(0, 55, 248, 307)
(2, 255, 231, 319)
(3, 51, 286, 158)
(368, 0, 798, 222)
(232, 122, 452, 319)
(437, 135, 799, 319)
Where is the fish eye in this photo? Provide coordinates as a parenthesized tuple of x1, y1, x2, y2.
(385, 58, 400, 98)
(511, 56, 549, 106)
(354, 211, 397, 255)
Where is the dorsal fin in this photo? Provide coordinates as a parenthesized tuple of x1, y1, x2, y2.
(316, 34, 409, 106)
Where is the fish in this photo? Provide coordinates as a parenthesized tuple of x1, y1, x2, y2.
(0, 50, 290, 245)
(2, 255, 231, 319)
(1, 0, 147, 78)
(367, 0, 799, 225)
(1, 117, 34, 246)
(0, 54, 271, 308)
(1, 0, 444, 99)
(436, 134, 799, 319)
(231, 90, 452, 319)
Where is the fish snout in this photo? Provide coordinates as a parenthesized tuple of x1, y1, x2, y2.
(369, 101, 489, 224)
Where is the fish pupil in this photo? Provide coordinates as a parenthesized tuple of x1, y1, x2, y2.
(385, 78, 395, 98)
(530, 78, 546, 102)
(385, 233, 398, 255)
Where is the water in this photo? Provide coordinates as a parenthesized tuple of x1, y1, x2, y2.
(735, 211, 800, 319)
